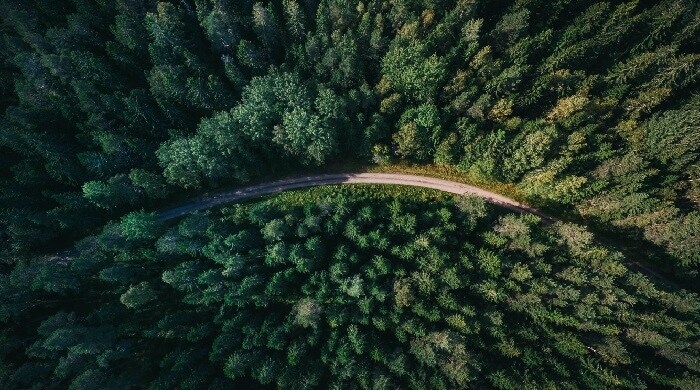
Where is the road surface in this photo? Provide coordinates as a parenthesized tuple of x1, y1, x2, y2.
(159, 173, 555, 221)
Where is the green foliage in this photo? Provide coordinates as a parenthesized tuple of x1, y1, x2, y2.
(3, 188, 699, 388)
(128, 169, 169, 199)
(120, 281, 157, 309)
(1, 0, 698, 274)
(382, 41, 448, 103)
(83, 174, 139, 209)
(119, 211, 163, 242)
(393, 103, 442, 161)
(158, 70, 340, 188)
(1, 0, 700, 386)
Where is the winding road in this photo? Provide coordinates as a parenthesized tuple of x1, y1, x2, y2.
(159, 173, 554, 221)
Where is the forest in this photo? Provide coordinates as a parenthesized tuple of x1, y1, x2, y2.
(2, 186, 700, 388)
(1, 0, 699, 277)
(0, 0, 699, 388)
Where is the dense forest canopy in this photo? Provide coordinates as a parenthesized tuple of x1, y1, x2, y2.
(0, 0, 698, 277)
(2, 186, 699, 388)
(1, 0, 699, 387)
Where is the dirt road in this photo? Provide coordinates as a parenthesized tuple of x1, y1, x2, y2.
(159, 173, 555, 221)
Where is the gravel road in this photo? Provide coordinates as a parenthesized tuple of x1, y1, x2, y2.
(158, 173, 555, 221)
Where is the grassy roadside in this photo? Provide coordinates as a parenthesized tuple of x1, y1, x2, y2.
(361, 163, 583, 223)
(363, 163, 526, 202)
(251, 183, 456, 207)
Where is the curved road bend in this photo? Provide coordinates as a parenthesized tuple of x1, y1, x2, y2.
(159, 173, 555, 222)
(158, 173, 675, 288)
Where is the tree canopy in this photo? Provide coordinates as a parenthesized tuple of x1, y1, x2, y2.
(2, 186, 699, 388)
(1, 0, 696, 276)
(1, 0, 700, 387)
